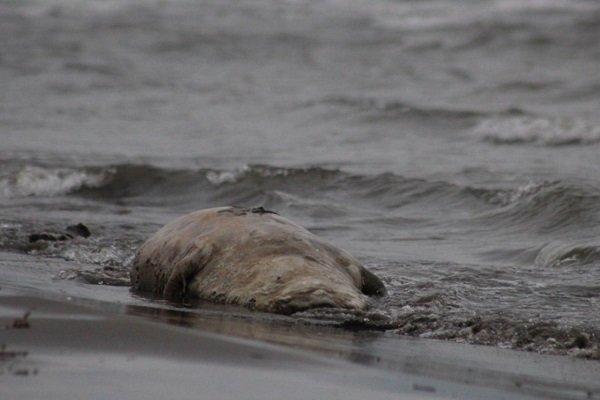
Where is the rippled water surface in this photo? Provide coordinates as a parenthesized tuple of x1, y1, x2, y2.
(1, 0, 599, 358)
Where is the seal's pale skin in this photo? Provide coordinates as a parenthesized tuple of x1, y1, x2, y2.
(131, 207, 386, 314)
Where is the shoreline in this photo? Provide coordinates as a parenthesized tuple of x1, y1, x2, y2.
(2, 291, 599, 400)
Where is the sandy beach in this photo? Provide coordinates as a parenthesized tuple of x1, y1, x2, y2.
(1, 290, 599, 400)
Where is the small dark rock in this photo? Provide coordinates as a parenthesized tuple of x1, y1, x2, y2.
(66, 223, 91, 238)
(571, 333, 590, 349)
(29, 233, 58, 243)
(28, 223, 91, 244)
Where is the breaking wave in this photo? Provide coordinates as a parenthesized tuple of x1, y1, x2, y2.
(470, 115, 600, 146)
(535, 241, 600, 268)
(0, 165, 111, 198)
(4, 163, 598, 239)
(471, 181, 600, 233)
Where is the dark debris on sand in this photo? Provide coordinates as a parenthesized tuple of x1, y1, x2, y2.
(393, 312, 600, 359)
(5, 310, 33, 330)
(0, 344, 38, 377)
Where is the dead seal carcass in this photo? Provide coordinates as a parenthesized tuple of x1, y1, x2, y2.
(130, 207, 386, 314)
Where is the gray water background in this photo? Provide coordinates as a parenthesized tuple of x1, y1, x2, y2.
(1, 0, 600, 356)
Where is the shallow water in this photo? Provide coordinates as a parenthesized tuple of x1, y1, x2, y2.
(1, 0, 599, 357)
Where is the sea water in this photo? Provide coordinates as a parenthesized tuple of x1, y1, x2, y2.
(1, 0, 599, 357)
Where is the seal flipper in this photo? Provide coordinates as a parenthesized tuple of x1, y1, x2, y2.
(164, 244, 214, 301)
(360, 267, 387, 297)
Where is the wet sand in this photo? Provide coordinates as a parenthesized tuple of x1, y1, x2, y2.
(1, 291, 599, 400)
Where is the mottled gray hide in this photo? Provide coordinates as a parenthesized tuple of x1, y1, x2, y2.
(131, 207, 386, 314)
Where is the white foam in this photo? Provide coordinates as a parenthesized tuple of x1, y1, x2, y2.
(501, 181, 549, 205)
(470, 116, 600, 146)
(205, 165, 250, 185)
(205, 165, 295, 186)
(59, 243, 133, 267)
(0, 165, 110, 198)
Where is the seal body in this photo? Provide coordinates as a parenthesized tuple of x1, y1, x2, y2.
(130, 207, 386, 314)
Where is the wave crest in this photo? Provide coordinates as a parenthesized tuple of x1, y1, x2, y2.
(471, 116, 600, 146)
(0, 165, 111, 198)
(5, 163, 599, 238)
(473, 181, 600, 233)
(302, 95, 483, 124)
(536, 241, 600, 268)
